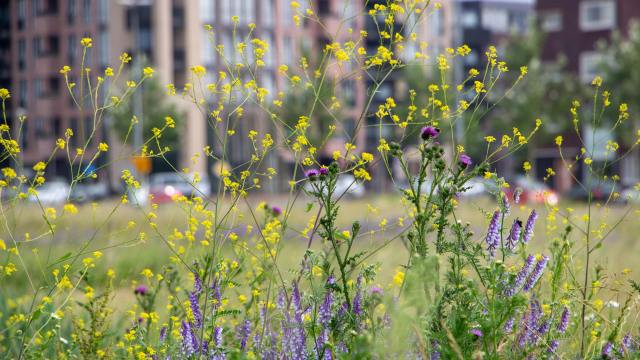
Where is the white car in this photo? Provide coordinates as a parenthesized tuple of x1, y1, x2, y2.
(28, 179, 70, 205)
(129, 172, 211, 206)
(304, 174, 365, 198)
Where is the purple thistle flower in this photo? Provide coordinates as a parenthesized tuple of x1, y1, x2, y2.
(485, 210, 501, 258)
(506, 219, 522, 250)
(602, 342, 613, 358)
(319, 167, 329, 176)
(271, 206, 282, 217)
(504, 254, 535, 297)
(370, 286, 384, 296)
(557, 307, 569, 333)
(522, 209, 538, 243)
(420, 126, 440, 141)
(523, 255, 549, 292)
(458, 154, 472, 168)
(305, 169, 320, 179)
(134, 285, 147, 296)
(189, 291, 203, 328)
(181, 320, 198, 356)
(470, 328, 483, 338)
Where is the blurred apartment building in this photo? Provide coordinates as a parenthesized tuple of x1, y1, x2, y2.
(2, 0, 534, 190)
(536, 0, 640, 189)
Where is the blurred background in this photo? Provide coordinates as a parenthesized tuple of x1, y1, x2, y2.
(1, 0, 639, 206)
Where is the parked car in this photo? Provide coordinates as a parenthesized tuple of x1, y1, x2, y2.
(70, 181, 109, 203)
(505, 176, 559, 206)
(28, 178, 70, 205)
(129, 172, 211, 206)
(565, 178, 617, 202)
(459, 177, 490, 198)
(304, 174, 365, 198)
(620, 186, 640, 204)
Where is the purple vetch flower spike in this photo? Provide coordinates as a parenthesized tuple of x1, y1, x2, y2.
(237, 320, 251, 350)
(506, 219, 522, 250)
(557, 307, 569, 333)
(420, 126, 440, 141)
(353, 275, 363, 317)
(189, 291, 203, 328)
(502, 193, 511, 215)
(430, 340, 440, 360)
(181, 320, 198, 356)
(159, 326, 167, 343)
(318, 289, 333, 326)
(193, 271, 203, 295)
(514, 188, 523, 204)
(602, 342, 614, 358)
(503, 317, 515, 334)
(214, 326, 223, 347)
(537, 320, 550, 336)
(485, 210, 501, 258)
(504, 254, 536, 297)
(523, 255, 549, 292)
(522, 209, 538, 244)
(622, 333, 634, 354)
(548, 340, 559, 355)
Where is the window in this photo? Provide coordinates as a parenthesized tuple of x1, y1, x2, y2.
(318, 0, 330, 15)
(200, 0, 214, 23)
(83, 0, 91, 24)
(221, 0, 231, 24)
(17, 0, 26, 29)
(18, 39, 26, 70)
(262, 0, 274, 27)
(19, 80, 27, 108)
(34, 79, 43, 98)
(99, 0, 108, 24)
(99, 30, 108, 66)
(282, 37, 292, 65)
(67, 0, 76, 24)
(540, 10, 562, 32)
(280, 0, 291, 26)
(461, 10, 478, 28)
(482, 7, 508, 33)
(579, 51, 604, 83)
(579, 1, 615, 31)
(202, 34, 216, 66)
(68, 34, 77, 65)
(33, 37, 42, 57)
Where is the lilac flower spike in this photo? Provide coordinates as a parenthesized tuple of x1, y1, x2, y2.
(420, 126, 440, 141)
(506, 219, 522, 250)
(485, 210, 501, 258)
(523, 255, 549, 292)
(504, 254, 535, 297)
(522, 209, 538, 243)
(602, 342, 613, 358)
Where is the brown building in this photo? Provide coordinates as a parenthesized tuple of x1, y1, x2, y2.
(537, 0, 640, 82)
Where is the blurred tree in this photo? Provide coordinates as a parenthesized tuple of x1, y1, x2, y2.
(481, 28, 586, 172)
(110, 77, 183, 153)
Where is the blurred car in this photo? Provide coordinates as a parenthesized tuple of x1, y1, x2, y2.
(619, 187, 640, 204)
(70, 181, 109, 203)
(565, 178, 617, 202)
(459, 177, 490, 198)
(129, 172, 211, 206)
(28, 178, 70, 205)
(304, 174, 365, 198)
(505, 176, 559, 206)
